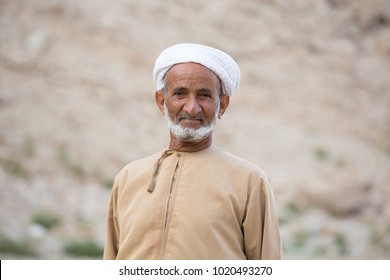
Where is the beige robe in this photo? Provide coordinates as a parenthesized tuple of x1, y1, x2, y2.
(103, 145, 282, 260)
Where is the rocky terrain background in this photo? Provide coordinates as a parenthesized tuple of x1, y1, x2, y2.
(0, 0, 389, 259)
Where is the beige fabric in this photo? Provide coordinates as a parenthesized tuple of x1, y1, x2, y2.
(103, 146, 282, 260)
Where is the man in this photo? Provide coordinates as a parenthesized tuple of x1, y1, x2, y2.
(103, 43, 282, 260)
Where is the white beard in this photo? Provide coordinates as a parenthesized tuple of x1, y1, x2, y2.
(163, 102, 219, 143)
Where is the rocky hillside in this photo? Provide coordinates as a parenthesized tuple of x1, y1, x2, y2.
(0, 0, 389, 259)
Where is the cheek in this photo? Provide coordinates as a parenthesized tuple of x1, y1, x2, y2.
(165, 100, 182, 117)
(202, 102, 219, 120)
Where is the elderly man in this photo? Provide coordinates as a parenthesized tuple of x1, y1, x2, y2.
(103, 43, 282, 260)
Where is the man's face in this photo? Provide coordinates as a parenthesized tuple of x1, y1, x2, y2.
(159, 63, 226, 142)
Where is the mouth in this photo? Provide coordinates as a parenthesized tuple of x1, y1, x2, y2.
(178, 117, 204, 127)
(179, 116, 203, 121)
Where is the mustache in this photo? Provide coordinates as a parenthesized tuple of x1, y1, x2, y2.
(177, 111, 205, 122)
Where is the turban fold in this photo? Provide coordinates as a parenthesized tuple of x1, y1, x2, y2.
(153, 43, 240, 96)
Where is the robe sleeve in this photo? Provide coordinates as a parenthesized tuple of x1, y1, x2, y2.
(103, 177, 120, 260)
(242, 174, 283, 260)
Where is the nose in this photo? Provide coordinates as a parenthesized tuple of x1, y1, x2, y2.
(183, 95, 202, 116)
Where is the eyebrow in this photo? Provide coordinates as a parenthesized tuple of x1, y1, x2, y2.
(170, 87, 188, 95)
(173, 87, 187, 92)
(170, 85, 218, 97)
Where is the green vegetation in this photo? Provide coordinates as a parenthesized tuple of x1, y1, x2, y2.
(314, 147, 329, 161)
(32, 211, 61, 230)
(103, 178, 114, 190)
(64, 239, 103, 258)
(0, 235, 36, 256)
(333, 232, 349, 256)
(58, 146, 85, 177)
(293, 229, 309, 249)
(0, 157, 30, 180)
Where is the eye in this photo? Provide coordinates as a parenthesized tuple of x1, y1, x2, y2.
(199, 92, 212, 99)
(172, 88, 187, 97)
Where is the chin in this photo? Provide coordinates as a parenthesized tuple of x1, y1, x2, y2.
(171, 125, 213, 143)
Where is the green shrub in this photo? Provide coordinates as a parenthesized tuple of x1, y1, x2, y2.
(0, 158, 30, 180)
(32, 211, 61, 230)
(104, 178, 114, 189)
(333, 232, 349, 256)
(0, 235, 36, 256)
(314, 147, 329, 161)
(293, 229, 309, 249)
(64, 239, 103, 258)
(58, 147, 85, 177)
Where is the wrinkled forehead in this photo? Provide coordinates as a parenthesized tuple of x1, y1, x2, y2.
(164, 62, 222, 90)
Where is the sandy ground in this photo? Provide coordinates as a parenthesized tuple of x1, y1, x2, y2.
(0, 0, 389, 259)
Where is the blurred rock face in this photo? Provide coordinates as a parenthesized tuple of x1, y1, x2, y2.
(0, 0, 389, 259)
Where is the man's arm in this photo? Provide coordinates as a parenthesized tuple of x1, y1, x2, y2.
(242, 174, 283, 260)
(103, 180, 120, 260)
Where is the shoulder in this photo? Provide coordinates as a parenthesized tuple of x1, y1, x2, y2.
(113, 150, 163, 186)
(121, 150, 162, 171)
(210, 146, 267, 174)
(207, 146, 270, 185)
(208, 146, 272, 193)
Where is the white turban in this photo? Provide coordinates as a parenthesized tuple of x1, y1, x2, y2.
(152, 43, 240, 96)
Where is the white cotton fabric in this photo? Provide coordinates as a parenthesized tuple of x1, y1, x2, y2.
(152, 43, 241, 96)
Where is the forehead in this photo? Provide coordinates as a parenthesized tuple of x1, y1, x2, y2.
(165, 62, 221, 89)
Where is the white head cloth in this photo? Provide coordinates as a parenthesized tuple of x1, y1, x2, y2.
(153, 43, 240, 96)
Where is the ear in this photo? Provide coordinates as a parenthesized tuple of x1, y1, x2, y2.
(218, 95, 230, 119)
(155, 90, 165, 114)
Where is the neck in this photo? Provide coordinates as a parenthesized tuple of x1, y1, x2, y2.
(169, 133, 212, 152)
